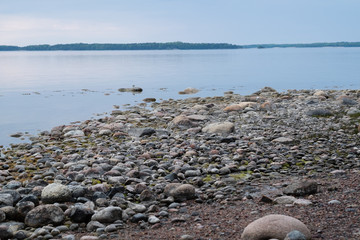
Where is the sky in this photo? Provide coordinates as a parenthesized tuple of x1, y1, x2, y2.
(0, 0, 359, 46)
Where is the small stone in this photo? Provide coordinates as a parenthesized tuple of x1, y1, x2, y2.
(272, 137, 293, 143)
(180, 234, 194, 240)
(178, 87, 199, 95)
(284, 230, 307, 240)
(328, 200, 341, 205)
(80, 236, 99, 240)
(86, 221, 105, 231)
(131, 213, 148, 223)
(294, 199, 312, 206)
(274, 196, 297, 205)
(91, 207, 122, 223)
(148, 215, 160, 224)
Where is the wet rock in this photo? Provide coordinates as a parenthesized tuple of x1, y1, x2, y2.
(118, 87, 143, 93)
(241, 214, 311, 240)
(25, 204, 65, 227)
(178, 87, 199, 95)
(143, 98, 156, 102)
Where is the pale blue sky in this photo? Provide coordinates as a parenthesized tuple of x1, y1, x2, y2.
(1, 0, 359, 46)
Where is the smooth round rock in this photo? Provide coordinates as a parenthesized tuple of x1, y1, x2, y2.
(241, 214, 311, 240)
(24, 204, 65, 227)
(164, 183, 196, 201)
(91, 207, 122, 223)
(41, 183, 71, 204)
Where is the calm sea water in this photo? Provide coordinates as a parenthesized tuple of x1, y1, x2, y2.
(1, 48, 359, 146)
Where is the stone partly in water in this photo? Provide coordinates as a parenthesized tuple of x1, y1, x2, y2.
(178, 87, 199, 95)
(118, 87, 143, 93)
(241, 214, 311, 240)
(24, 205, 65, 227)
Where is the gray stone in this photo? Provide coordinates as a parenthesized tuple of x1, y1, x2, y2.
(16, 201, 35, 219)
(64, 130, 85, 137)
(306, 108, 333, 117)
(127, 128, 156, 137)
(24, 204, 65, 227)
(164, 183, 196, 201)
(0, 194, 14, 207)
(91, 207, 122, 223)
(284, 230, 307, 240)
(148, 215, 160, 224)
(202, 122, 235, 134)
(86, 221, 105, 231)
(241, 214, 311, 240)
(283, 180, 318, 196)
(274, 196, 297, 205)
(130, 213, 148, 223)
(69, 204, 94, 223)
(273, 137, 294, 143)
(41, 183, 72, 203)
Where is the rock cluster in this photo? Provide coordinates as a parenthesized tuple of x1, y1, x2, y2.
(0, 87, 359, 239)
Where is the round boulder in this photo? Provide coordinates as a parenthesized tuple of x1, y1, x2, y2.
(164, 183, 196, 201)
(41, 183, 71, 203)
(25, 204, 65, 227)
(241, 214, 311, 240)
(91, 207, 122, 223)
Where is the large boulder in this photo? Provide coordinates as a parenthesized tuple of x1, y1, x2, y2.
(41, 183, 72, 203)
(202, 122, 235, 134)
(25, 205, 65, 227)
(241, 214, 311, 240)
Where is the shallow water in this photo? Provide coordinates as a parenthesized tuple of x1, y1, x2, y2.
(1, 48, 359, 146)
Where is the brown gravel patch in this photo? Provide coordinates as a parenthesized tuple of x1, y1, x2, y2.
(94, 171, 359, 240)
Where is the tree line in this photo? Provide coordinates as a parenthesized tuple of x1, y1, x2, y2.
(1, 41, 360, 51)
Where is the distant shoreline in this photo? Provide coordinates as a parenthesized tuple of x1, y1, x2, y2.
(1, 41, 360, 51)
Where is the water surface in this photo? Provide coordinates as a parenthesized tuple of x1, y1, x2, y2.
(1, 48, 359, 146)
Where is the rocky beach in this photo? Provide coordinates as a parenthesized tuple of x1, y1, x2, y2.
(0, 87, 359, 240)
